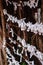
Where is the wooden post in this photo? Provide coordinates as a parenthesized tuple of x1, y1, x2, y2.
(0, 50, 3, 65)
(0, 28, 3, 65)
(0, 0, 7, 65)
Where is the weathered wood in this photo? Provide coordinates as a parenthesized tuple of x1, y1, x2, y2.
(0, 31, 3, 65)
(0, 0, 7, 65)
(0, 50, 3, 65)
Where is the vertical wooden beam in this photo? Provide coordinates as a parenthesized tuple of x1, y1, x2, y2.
(0, 50, 3, 65)
(0, 28, 3, 65)
(0, 0, 7, 65)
